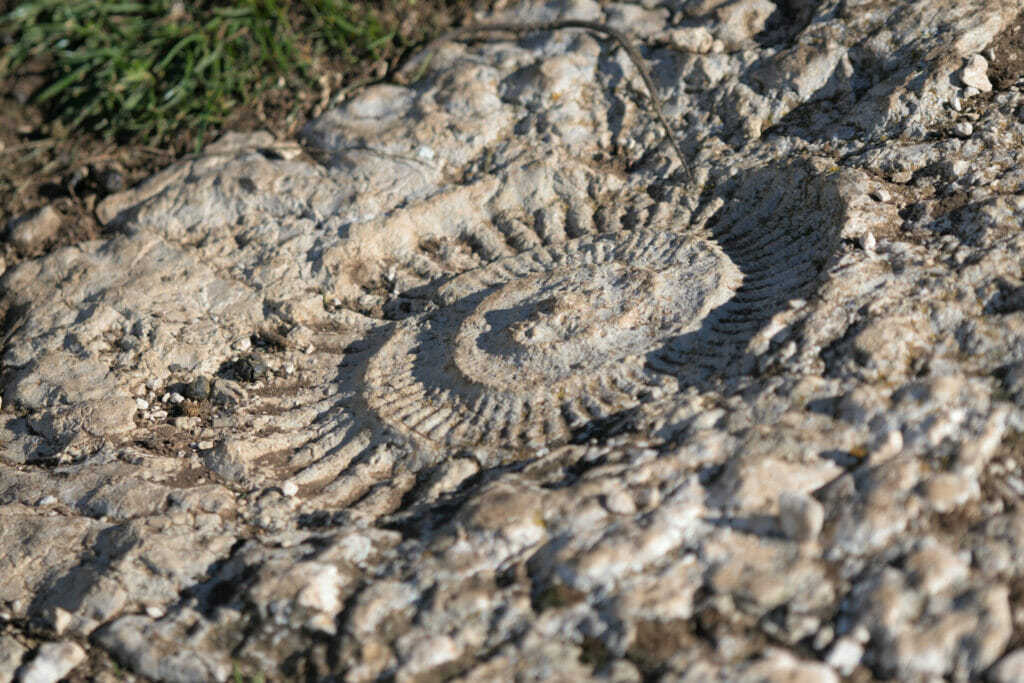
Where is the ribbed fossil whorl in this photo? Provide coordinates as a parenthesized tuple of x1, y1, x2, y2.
(365, 230, 741, 449)
(653, 160, 845, 381)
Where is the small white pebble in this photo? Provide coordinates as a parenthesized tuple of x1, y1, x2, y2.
(145, 605, 165, 619)
(135, 398, 149, 410)
(234, 337, 252, 351)
(860, 232, 876, 253)
(283, 362, 296, 375)
(870, 187, 891, 202)
(954, 121, 974, 138)
(814, 625, 835, 651)
(826, 637, 864, 676)
(51, 608, 72, 635)
(960, 54, 992, 92)
(150, 409, 168, 420)
(161, 392, 171, 403)
(196, 440, 215, 451)
(305, 344, 316, 354)
(949, 94, 962, 111)
(777, 340, 797, 362)
(282, 481, 299, 497)
(36, 495, 57, 506)
(172, 417, 196, 430)
(416, 145, 435, 161)
(169, 392, 185, 404)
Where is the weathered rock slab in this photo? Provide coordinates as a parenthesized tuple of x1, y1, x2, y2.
(2, 0, 1024, 679)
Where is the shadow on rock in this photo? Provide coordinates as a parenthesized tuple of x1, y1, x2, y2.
(651, 158, 844, 392)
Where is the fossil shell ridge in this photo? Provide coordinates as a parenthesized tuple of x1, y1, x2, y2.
(365, 229, 742, 448)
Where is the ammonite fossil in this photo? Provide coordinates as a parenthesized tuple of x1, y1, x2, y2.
(365, 230, 742, 449)
(361, 160, 846, 452)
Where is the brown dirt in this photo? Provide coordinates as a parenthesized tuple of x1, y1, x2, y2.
(988, 16, 1024, 91)
(0, 0, 481, 269)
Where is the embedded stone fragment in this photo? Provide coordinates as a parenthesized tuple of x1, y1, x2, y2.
(0, 636, 28, 683)
(5, 205, 61, 253)
(714, 0, 776, 50)
(960, 53, 993, 92)
(14, 642, 85, 683)
(778, 490, 825, 543)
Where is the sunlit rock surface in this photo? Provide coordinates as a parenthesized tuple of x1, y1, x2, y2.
(3, 0, 1024, 679)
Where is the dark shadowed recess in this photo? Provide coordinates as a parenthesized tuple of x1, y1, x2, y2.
(754, 0, 822, 47)
(649, 158, 844, 391)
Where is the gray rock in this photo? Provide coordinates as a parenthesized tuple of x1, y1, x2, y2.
(955, 121, 975, 138)
(0, 636, 28, 683)
(2, 0, 1024, 680)
(94, 612, 233, 683)
(184, 376, 211, 400)
(778, 491, 825, 543)
(991, 648, 1024, 683)
(14, 642, 85, 683)
(714, 0, 776, 51)
(5, 206, 61, 253)
(960, 53, 994, 92)
(825, 637, 863, 676)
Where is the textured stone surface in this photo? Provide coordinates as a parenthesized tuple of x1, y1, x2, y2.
(365, 230, 742, 450)
(14, 641, 86, 683)
(0, 635, 28, 683)
(2, 0, 1024, 679)
(5, 206, 62, 255)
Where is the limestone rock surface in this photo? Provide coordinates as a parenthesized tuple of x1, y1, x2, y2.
(2, 0, 1024, 679)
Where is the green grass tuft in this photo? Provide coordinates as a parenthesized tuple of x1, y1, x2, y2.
(0, 0, 398, 148)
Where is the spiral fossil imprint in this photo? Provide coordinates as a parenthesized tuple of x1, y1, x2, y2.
(362, 161, 843, 450)
(365, 230, 742, 448)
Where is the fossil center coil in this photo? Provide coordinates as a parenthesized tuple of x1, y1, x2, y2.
(365, 230, 742, 449)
